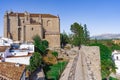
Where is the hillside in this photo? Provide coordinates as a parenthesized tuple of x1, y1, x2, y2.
(91, 34, 120, 40)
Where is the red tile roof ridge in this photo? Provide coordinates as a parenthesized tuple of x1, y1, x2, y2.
(7, 12, 58, 18)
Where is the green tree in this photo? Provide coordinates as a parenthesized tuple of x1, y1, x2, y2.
(68, 34, 74, 47)
(42, 40, 49, 49)
(70, 22, 84, 49)
(32, 34, 48, 55)
(60, 31, 69, 48)
(90, 43, 116, 80)
(27, 52, 42, 73)
(83, 24, 90, 45)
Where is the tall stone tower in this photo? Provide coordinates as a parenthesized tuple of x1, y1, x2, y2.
(4, 11, 60, 48)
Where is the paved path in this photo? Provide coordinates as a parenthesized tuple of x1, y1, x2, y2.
(68, 52, 79, 80)
(59, 50, 80, 80)
(59, 49, 84, 80)
(75, 49, 84, 80)
(30, 68, 45, 80)
(59, 54, 76, 80)
(59, 46, 101, 80)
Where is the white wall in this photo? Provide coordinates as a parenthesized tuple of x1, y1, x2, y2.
(20, 44, 34, 53)
(10, 50, 28, 56)
(5, 56, 31, 65)
(112, 51, 120, 74)
(0, 38, 13, 46)
(115, 61, 120, 74)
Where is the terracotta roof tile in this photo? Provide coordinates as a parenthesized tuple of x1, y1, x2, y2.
(0, 46, 9, 52)
(0, 62, 26, 80)
(8, 12, 58, 18)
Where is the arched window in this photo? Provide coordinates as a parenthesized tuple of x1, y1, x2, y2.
(47, 20, 52, 27)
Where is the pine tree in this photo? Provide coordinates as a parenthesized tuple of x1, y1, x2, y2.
(83, 24, 90, 45)
(70, 22, 84, 49)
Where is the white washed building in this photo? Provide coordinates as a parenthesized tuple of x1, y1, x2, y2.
(0, 37, 13, 46)
(112, 50, 120, 74)
(0, 43, 34, 65)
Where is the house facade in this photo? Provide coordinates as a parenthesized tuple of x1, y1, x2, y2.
(4, 11, 60, 48)
(112, 50, 120, 74)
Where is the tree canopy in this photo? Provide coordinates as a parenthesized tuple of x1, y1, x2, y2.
(60, 31, 69, 48)
(70, 22, 84, 49)
(27, 52, 42, 73)
(83, 24, 90, 45)
(32, 34, 48, 55)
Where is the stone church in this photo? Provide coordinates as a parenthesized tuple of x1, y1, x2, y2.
(4, 11, 60, 48)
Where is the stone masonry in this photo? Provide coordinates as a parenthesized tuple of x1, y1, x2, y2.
(59, 46, 101, 80)
(77, 46, 101, 80)
(4, 11, 60, 48)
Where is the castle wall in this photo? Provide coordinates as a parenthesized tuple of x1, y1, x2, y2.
(25, 24, 43, 42)
(78, 46, 101, 80)
(45, 34, 60, 48)
(4, 15, 7, 38)
(7, 16, 18, 41)
(59, 46, 101, 80)
(42, 18, 60, 32)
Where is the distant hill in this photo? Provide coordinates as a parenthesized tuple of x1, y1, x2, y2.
(91, 34, 120, 40)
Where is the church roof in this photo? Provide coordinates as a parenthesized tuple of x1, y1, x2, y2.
(0, 62, 26, 80)
(7, 12, 58, 18)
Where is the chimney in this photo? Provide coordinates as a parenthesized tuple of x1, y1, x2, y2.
(15, 63, 20, 67)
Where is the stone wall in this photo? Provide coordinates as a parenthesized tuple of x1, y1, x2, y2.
(59, 46, 101, 80)
(25, 24, 43, 42)
(45, 34, 60, 48)
(78, 46, 101, 80)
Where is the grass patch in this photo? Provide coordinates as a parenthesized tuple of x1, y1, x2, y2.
(43, 61, 68, 80)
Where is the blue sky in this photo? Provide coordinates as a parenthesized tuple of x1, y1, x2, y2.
(0, 0, 120, 36)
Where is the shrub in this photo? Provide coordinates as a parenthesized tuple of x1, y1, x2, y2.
(27, 52, 42, 73)
(32, 35, 48, 55)
(52, 51, 58, 58)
